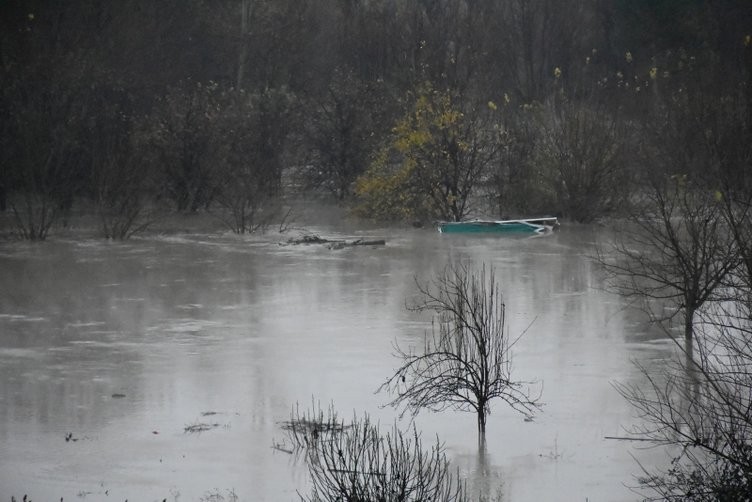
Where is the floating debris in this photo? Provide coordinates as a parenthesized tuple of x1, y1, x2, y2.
(281, 234, 385, 249)
(283, 234, 331, 245)
(327, 239, 386, 250)
(184, 422, 221, 434)
(270, 439, 294, 454)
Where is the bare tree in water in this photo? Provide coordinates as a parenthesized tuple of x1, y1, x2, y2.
(597, 175, 738, 360)
(615, 297, 752, 501)
(280, 403, 469, 502)
(378, 263, 540, 440)
(306, 415, 467, 502)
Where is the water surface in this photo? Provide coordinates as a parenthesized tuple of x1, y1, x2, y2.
(0, 221, 672, 501)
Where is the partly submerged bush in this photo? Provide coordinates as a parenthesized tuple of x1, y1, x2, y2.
(281, 403, 467, 502)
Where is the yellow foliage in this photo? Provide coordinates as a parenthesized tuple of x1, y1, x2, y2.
(354, 83, 475, 221)
(353, 151, 422, 220)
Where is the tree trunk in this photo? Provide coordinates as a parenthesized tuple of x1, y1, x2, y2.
(684, 307, 695, 342)
(684, 307, 696, 367)
(477, 409, 487, 438)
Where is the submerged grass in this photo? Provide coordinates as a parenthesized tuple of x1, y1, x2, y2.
(276, 400, 348, 450)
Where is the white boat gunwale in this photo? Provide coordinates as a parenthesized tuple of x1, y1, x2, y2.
(436, 217, 559, 234)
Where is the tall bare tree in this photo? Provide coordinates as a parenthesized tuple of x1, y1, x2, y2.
(212, 88, 292, 233)
(599, 176, 739, 358)
(301, 67, 390, 201)
(378, 263, 540, 439)
(616, 296, 752, 501)
(146, 81, 225, 212)
(88, 105, 160, 239)
(535, 98, 632, 222)
(2, 61, 90, 239)
(597, 77, 745, 350)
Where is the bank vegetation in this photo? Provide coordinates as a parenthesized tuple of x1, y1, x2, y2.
(1, 1, 749, 239)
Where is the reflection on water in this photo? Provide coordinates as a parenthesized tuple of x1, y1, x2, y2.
(0, 223, 672, 501)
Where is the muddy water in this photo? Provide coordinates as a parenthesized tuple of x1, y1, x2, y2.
(0, 221, 672, 501)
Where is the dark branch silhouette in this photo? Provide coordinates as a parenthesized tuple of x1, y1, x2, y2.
(282, 404, 469, 502)
(597, 176, 739, 359)
(378, 263, 541, 438)
(615, 298, 752, 501)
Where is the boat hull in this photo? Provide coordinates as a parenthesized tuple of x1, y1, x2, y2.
(437, 218, 558, 234)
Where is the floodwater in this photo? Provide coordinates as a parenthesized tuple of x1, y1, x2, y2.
(0, 215, 674, 501)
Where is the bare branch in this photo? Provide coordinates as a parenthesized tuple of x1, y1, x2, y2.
(378, 262, 541, 438)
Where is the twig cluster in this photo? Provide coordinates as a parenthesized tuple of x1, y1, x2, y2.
(378, 263, 541, 436)
(283, 404, 468, 502)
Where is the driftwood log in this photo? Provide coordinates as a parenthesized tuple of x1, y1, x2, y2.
(282, 235, 385, 249)
(328, 239, 386, 250)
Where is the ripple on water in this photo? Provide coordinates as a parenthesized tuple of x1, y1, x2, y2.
(0, 347, 44, 359)
(149, 318, 223, 334)
(0, 314, 47, 322)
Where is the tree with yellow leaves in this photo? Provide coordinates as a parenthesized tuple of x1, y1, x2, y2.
(354, 84, 500, 222)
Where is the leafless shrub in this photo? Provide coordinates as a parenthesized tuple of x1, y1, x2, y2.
(300, 411, 467, 502)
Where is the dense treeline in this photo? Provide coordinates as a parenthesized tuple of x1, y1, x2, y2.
(0, 0, 750, 238)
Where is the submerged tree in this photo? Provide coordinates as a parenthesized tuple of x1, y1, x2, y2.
(281, 404, 469, 502)
(616, 298, 752, 501)
(147, 81, 225, 213)
(301, 67, 390, 201)
(354, 85, 500, 222)
(1, 59, 90, 240)
(86, 88, 161, 240)
(304, 414, 467, 502)
(379, 263, 540, 438)
(212, 87, 292, 234)
(535, 98, 632, 222)
(598, 175, 738, 356)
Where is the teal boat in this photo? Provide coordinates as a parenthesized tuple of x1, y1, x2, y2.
(437, 217, 559, 234)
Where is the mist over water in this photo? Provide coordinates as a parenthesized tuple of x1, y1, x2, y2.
(0, 220, 672, 501)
